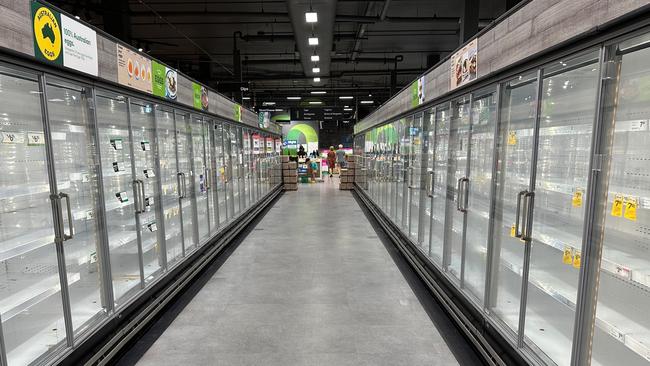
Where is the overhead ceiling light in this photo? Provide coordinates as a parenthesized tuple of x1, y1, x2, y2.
(286, 96, 301, 100)
(309, 101, 322, 105)
(344, 105, 350, 108)
(360, 100, 374, 104)
(368, 93, 372, 97)
(313, 77, 321, 82)
(311, 55, 320, 62)
(312, 67, 320, 73)
(242, 97, 251, 100)
(138, 48, 143, 52)
(263, 101, 276, 105)
(344, 108, 353, 111)
(339, 96, 353, 100)
(305, 12, 318, 23)
(311, 91, 326, 94)
(308, 37, 319, 46)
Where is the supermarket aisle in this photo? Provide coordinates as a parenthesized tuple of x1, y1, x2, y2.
(119, 180, 480, 366)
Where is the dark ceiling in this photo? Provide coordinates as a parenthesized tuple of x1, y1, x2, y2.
(47, 0, 522, 120)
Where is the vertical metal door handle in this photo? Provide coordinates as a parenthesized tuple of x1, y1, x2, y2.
(139, 179, 146, 213)
(182, 173, 188, 198)
(177, 173, 184, 198)
(427, 171, 434, 197)
(205, 168, 210, 191)
(133, 180, 141, 214)
(59, 192, 74, 240)
(456, 178, 463, 211)
(514, 190, 527, 238)
(462, 177, 470, 211)
(523, 191, 535, 241)
(408, 166, 415, 189)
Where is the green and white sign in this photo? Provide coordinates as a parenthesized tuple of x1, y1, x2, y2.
(234, 104, 242, 122)
(192, 82, 209, 111)
(31, 1, 98, 76)
(152, 61, 177, 100)
(411, 76, 425, 108)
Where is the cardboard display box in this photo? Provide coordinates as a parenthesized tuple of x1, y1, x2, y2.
(281, 155, 290, 163)
(282, 162, 289, 169)
(339, 183, 354, 190)
(287, 161, 297, 169)
(283, 169, 297, 177)
(284, 183, 298, 191)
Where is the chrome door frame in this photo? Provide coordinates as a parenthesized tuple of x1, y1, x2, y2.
(417, 111, 433, 245)
(152, 104, 169, 270)
(426, 106, 438, 259)
(188, 114, 203, 244)
(459, 94, 474, 289)
(172, 109, 186, 258)
(208, 119, 221, 231)
(124, 97, 147, 290)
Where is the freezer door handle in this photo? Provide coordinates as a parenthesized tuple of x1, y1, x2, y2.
(205, 168, 211, 191)
(456, 178, 463, 211)
(522, 191, 535, 241)
(182, 173, 188, 198)
(177, 173, 184, 198)
(407, 166, 415, 189)
(59, 192, 74, 240)
(461, 177, 470, 212)
(133, 180, 141, 214)
(138, 180, 146, 213)
(427, 171, 434, 198)
(514, 190, 528, 238)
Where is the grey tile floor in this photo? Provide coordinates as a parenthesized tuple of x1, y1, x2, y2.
(133, 179, 465, 366)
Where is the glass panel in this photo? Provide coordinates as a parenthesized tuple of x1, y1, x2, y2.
(214, 122, 228, 224)
(0, 71, 67, 366)
(429, 105, 450, 265)
(463, 89, 498, 303)
(204, 119, 219, 235)
(241, 129, 250, 209)
(394, 120, 406, 225)
(95, 93, 141, 305)
(45, 79, 108, 335)
(175, 111, 197, 253)
(190, 115, 209, 244)
(525, 52, 600, 366)
(226, 125, 239, 216)
(487, 72, 538, 336)
(591, 38, 650, 366)
(129, 100, 164, 283)
(421, 110, 435, 254)
(408, 114, 424, 243)
(155, 106, 183, 266)
(445, 98, 471, 281)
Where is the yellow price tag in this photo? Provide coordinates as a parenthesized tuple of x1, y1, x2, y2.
(562, 247, 573, 265)
(624, 197, 637, 221)
(510, 224, 516, 238)
(572, 190, 583, 208)
(507, 131, 517, 146)
(611, 194, 623, 217)
(573, 251, 581, 269)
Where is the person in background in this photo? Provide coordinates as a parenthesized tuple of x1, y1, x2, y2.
(297, 145, 307, 159)
(336, 144, 346, 174)
(327, 146, 336, 179)
(306, 158, 317, 182)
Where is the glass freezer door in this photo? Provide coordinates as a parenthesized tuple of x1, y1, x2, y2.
(204, 119, 219, 235)
(174, 112, 198, 254)
(445, 98, 471, 281)
(428, 105, 451, 266)
(486, 72, 538, 339)
(0, 69, 67, 366)
(154, 106, 183, 266)
(524, 52, 600, 366)
(95, 92, 142, 306)
(190, 115, 210, 244)
(393, 121, 406, 225)
(463, 89, 498, 304)
(421, 110, 435, 256)
(408, 113, 424, 244)
(590, 32, 650, 366)
(128, 99, 164, 284)
(240, 128, 250, 210)
(214, 122, 228, 225)
(45, 78, 109, 337)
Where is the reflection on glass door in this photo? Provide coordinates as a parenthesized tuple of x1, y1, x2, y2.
(175, 112, 197, 254)
(214, 122, 228, 224)
(223, 124, 235, 216)
(95, 92, 141, 306)
(408, 114, 424, 243)
(393, 121, 405, 225)
(445, 98, 471, 281)
(205, 119, 219, 235)
(0, 69, 67, 366)
(240, 128, 249, 210)
(463, 89, 498, 304)
(429, 106, 450, 266)
(45, 78, 108, 336)
(155, 106, 182, 266)
(191, 115, 210, 244)
(487, 72, 538, 338)
(129, 100, 164, 283)
(524, 52, 600, 366)
(590, 33, 650, 366)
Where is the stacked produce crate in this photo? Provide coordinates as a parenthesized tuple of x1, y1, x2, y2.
(339, 155, 355, 190)
(270, 158, 282, 185)
(282, 156, 298, 191)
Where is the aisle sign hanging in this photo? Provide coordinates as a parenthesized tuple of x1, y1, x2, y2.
(31, 2, 98, 76)
(116, 44, 152, 93)
(450, 38, 478, 89)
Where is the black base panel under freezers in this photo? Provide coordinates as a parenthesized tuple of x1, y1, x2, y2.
(353, 185, 528, 366)
(55, 186, 283, 366)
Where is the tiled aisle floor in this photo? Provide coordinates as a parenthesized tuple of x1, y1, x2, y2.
(128, 179, 476, 366)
